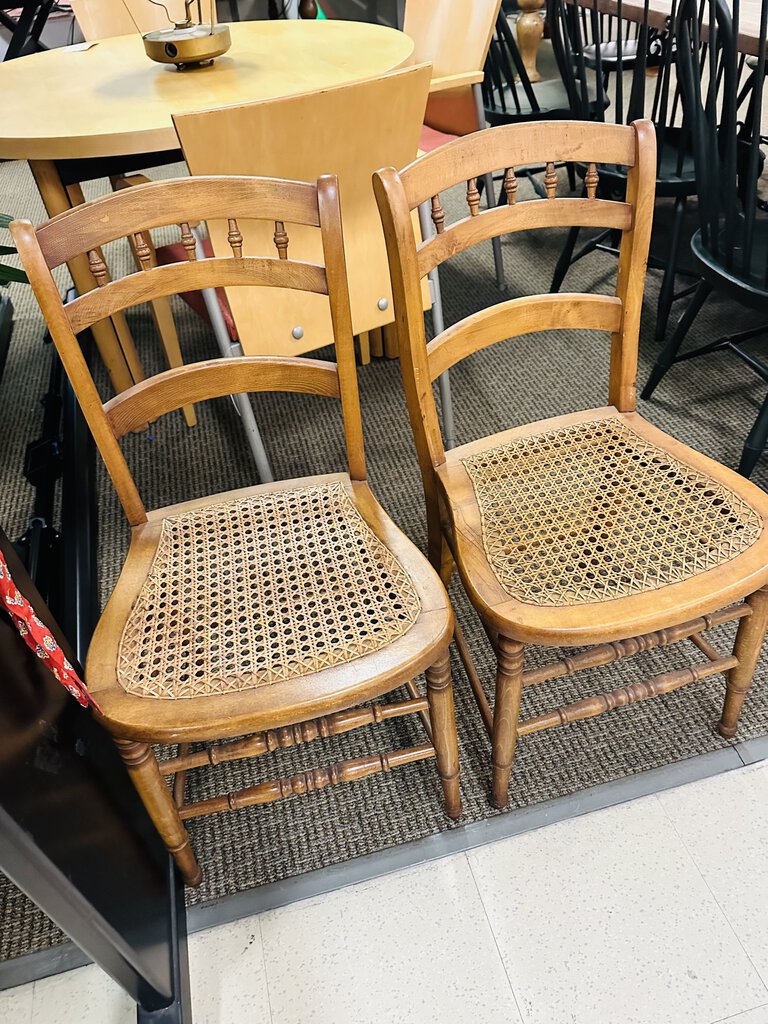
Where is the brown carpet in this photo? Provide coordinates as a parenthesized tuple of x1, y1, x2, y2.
(1, 155, 766, 963)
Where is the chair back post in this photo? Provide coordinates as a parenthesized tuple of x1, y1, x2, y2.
(9, 219, 147, 526)
(372, 166, 446, 539)
(317, 173, 367, 482)
(610, 118, 657, 411)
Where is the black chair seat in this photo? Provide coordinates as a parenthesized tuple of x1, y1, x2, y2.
(596, 128, 697, 194)
(692, 218, 768, 312)
(583, 38, 640, 71)
(486, 77, 602, 125)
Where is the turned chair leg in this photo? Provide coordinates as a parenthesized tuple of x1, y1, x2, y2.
(116, 739, 203, 887)
(491, 635, 525, 809)
(720, 585, 768, 738)
(425, 651, 462, 819)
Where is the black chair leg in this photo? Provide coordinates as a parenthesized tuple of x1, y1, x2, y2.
(551, 226, 581, 292)
(641, 279, 712, 400)
(739, 392, 768, 477)
(567, 162, 577, 191)
(654, 195, 687, 344)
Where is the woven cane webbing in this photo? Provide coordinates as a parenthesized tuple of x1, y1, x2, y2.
(461, 418, 763, 607)
(117, 482, 421, 699)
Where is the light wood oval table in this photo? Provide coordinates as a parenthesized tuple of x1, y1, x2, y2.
(0, 19, 414, 391)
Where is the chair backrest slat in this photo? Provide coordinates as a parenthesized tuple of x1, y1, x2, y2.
(104, 356, 341, 439)
(35, 176, 321, 269)
(12, 174, 365, 528)
(417, 197, 632, 277)
(426, 294, 624, 382)
(374, 120, 656, 479)
(65, 256, 328, 334)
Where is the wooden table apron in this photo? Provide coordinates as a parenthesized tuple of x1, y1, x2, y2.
(0, 20, 415, 393)
(573, 0, 765, 57)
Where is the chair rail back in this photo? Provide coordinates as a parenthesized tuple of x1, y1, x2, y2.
(373, 119, 656, 479)
(12, 174, 365, 528)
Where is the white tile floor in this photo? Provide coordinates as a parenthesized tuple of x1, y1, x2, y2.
(4, 761, 768, 1024)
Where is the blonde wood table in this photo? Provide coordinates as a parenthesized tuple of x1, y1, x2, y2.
(0, 20, 414, 392)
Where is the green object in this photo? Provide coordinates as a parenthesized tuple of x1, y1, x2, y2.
(0, 216, 27, 285)
(317, 3, 326, 17)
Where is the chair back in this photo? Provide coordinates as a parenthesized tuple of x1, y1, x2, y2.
(677, 0, 768, 296)
(483, 4, 586, 124)
(172, 64, 432, 356)
(71, 0, 189, 39)
(373, 120, 656, 483)
(403, 0, 502, 134)
(11, 175, 366, 528)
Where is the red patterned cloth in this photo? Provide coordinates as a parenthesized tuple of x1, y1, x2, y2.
(0, 550, 101, 713)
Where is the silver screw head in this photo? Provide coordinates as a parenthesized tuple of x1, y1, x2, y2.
(292, 326, 304, 340)
(377, 297, 389, 311)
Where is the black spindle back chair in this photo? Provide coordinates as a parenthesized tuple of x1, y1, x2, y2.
(642, 0, 768, 477)
(483, 5, 595, 127)
(551, 0, 708, 345)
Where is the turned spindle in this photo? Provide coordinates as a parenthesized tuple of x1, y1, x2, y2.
(87, 249, 109, 286)
(132, 231, 152, 271)
(430, 194, 446, 234)
(585, 162, 599, 199)
(273, 220, 289, 259)
(467, 177, 481, 217)
(227, 218, 243, 258)
(544, 162, 558, 199)
(179, 223, 197, 261)
(503, 167, 518, 205)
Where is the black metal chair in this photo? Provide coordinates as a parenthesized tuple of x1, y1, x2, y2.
(550, 0, 702, 345)
(642, 0, 768, 477)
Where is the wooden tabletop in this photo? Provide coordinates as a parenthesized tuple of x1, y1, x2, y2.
(582, 0, 766, 56)
(0, 19, 415, 161)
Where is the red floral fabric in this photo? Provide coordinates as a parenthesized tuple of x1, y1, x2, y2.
(0, 550, 101, 713)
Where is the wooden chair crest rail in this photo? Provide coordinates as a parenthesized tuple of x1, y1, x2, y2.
(374, 119, 768, 808)
(12, 173, 462, 885)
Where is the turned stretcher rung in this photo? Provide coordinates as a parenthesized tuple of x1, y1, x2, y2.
(521, 604, 749, 687)
(161, 696, 428, 775)
(517, 655, 738, 737)
(178, 743, 436, 820)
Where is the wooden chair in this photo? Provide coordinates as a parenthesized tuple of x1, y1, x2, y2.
(172, 65, 433, 366)
(374, 119, 768, 808)
(12, 173, 461, 885)
(642, 0, 768, 477)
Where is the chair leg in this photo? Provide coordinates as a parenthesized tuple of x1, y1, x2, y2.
(116, 739, 203, 887)
(739, 392, 768, 477)
(550, 225, 581, 292)
(641, 279, 712, 400)
(654, 195, 687, 344)
(719, 585, 768, 738)
(491, 634, 525, 809)
(425, 650, 462, 819)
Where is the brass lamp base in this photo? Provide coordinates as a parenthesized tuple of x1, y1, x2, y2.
(143, 23, 231, 69)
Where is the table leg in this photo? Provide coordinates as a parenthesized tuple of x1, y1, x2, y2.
(29, 160, 137, 395)
(515, 0, 545, 85)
